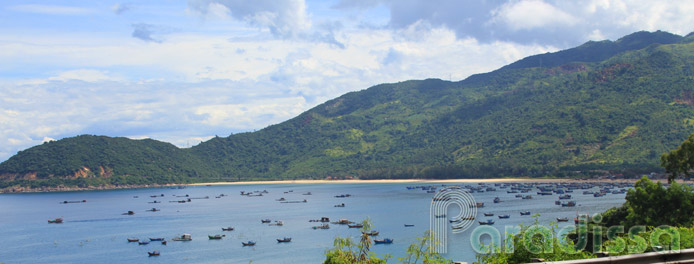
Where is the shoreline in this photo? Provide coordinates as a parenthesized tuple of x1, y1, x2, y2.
(2, 177, 673, 194)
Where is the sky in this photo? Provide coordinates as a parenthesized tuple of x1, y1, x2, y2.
(0, 0, 693, 162)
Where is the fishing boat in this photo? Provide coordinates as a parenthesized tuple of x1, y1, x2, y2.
(484, 213, 494, 216)
(277, 237, 292, 242)
(522, 195, 533, 199)
(498, 214, 510, 219)
(148, 251, 160, 256)
(138, 241, 150, 245)
(261, 219, 271, 223)
(172, 234, 192, 241)
(208, 234, 224, 240)
(562, 201, 576, 207)
(559, 194, 572, 199)
(404, 224, 415, 227)
(127, 238, 139, 242)
(270, 221, 284, 226)
(461, 216, 476, 220)
(242, 241, 256, 246)
(520, 211, 531, 215)
(48, 218, 63, 224)
(557, 217, 569, 222)
(362, 231, 379, 236)
(478, 219, 495, 225)
(334, 203, 345, 207)
(149, 238, 164, 241)
(222, 227, 235, 231)
(146, 208, 160, 212)
(374, 238, 394, 244)
(348, 223, 364, 228)
(312, 223, 330, 229)
(493, 197, 502, 203)
(123, 211, 135, 215)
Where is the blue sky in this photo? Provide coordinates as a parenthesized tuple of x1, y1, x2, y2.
(1, 0, 693, 162)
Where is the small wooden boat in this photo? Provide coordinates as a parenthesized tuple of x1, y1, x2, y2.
(277, 237, 292, 242)
(138, 241, 150, 245)
(334, 203, 345, 207)
(348, 223, 364, 228)
(493, 197, 502, 203)
(127, 238, 139, 242)
(362, 231, 379, 236)
(520, 211, 531, 215)
(148, 251, 160, 256)
(404, 224, 414, 227)
(478, 219, 495, 225)
(242, 241, 256, 246)
(146, 208, 160, 212)
(48, 218, 63, 224)
(261, 219, 271, 223)
(498, 214, 510, 219)
(562, 201, 576, 207)
(122, 211, 135, 215)
(172, 234, 192, 241)
(149, 238, 164, 241)
(161, 240, 167, 245)
(557, 217, 569, 222)
(461, 216, 476, 220)
(374, 238, 393, 244)
(484, 213, 494, 216)
(312, 223, 330, 229)
(208, 234, 225, 240)
(222, 227, 235, 231)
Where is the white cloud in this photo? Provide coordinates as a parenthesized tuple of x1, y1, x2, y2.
(189, 0, 311, 38)
(48, 69, 122, 83)
(491, 0, 577, 31)
(8, 4, 93, 15)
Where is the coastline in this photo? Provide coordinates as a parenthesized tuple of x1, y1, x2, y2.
(2, 177, 670, 194)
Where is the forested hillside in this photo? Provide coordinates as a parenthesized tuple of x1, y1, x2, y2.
(2, 30, 694, 189)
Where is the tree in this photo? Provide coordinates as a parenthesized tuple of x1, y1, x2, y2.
(660, 134, 694, 183)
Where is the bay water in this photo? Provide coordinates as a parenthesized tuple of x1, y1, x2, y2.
(0, 182, 627, 263)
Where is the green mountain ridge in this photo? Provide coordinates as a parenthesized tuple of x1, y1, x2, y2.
(3, 30, 694, 189)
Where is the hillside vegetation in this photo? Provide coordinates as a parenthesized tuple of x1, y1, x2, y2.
(2, 30, 694, 189)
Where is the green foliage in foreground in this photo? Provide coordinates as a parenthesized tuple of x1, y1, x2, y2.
(601, 176, 694, 230)
(4, 30, 694, 188)
(474, 218, 594, 264)
(324, 219, 451, 264)
(661, 134, 694, 182)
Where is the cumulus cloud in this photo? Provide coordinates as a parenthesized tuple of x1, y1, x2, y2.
(335, 0, 694, 47)
(491, 0, 577, 31)
(132, 23, 163, 43)
(188, 0, 311, 38)
(112, 3, 133, 15)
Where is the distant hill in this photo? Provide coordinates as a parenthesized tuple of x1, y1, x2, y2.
(3, 30, 694, 190)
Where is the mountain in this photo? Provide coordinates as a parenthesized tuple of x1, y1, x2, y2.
(3, 30, 694, 190)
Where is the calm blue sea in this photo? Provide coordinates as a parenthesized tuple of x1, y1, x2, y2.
(0, 182, 628, 263)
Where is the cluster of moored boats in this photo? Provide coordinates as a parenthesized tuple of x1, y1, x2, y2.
(409, 181, 634, 228)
